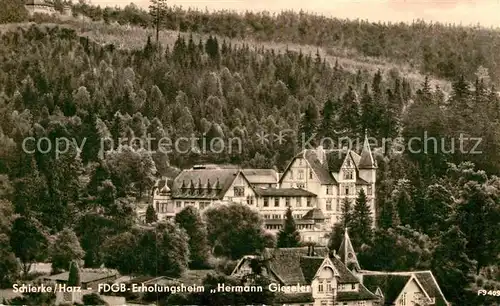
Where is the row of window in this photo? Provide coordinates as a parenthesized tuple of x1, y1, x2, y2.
(173, 201, 211, 210)
(326, 185, 373, 196)
(288, 169, 309, 180)
(263, 197, 313, 207)
(318, 283, 357, 293)
(265, 224, 316, 230)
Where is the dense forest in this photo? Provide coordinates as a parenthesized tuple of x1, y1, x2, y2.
(0, 1, 499, 305)
(65, 1, 500, 84)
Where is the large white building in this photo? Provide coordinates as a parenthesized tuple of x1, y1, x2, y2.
(151, 135, 377, 245)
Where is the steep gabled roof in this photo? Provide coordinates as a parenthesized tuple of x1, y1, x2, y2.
(361, 271, 449, 306)
(302, 208, 326, 220)
(300, 256, 326, 283)
(304, 150, 336, 184)
(358, 134, 376, 169)
(329, 256, 360, 284)
(413, 271, 449, 306)
(362, 274, 411, 304)
(338, 229, 361, 271)
(261, 247, 329, 285)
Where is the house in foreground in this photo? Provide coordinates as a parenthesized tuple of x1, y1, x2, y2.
(231, 230, 449, 306)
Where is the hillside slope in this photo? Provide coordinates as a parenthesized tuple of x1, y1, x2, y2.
(17, 19, 451, 93)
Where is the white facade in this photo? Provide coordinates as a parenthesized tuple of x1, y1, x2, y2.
(151, 137, 377, 245)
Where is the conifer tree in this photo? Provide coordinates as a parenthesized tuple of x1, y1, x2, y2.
(378, 198, 400, 229)
(432, 226, 476, 305)
(340, 198, 352, 228)
(277, 207, 301, 248)
(145, 204, 157, 224)
(149, 0, 168, 46)
(319, 98, 338, 140)
(67, 261, 81, 286)
(349, 189, 373, 248)
(175, 206, 210, 269)
(298, 101, 319, 148)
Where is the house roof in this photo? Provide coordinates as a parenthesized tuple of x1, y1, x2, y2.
(302, 208, 325, 220)
(304, 150, 336, 184)
(274, 292, 314, 303)
(25, 0, 53, 6)
(44, 269, 118, 283)
(326, 150, 361, 173)
(171, 169, 241, 200)
(261, 247, 329, 285)
(279, 141, 374, 186)
(413, 271, 449, 306)
(259, 247, 362, 286)
(356, 176, 370, 185)
(337, 284, 380, 301)
(338, 228, 361, 271)
(254, 187, 317, 197)
(242, 169, 278, 184)
(362, 274, 411, 304)
(329, 256, 361, 284)
(361, 271, 448, 306)
(300, 256, 326, 283)
(153, 178, 170, 195)
(358, 135, 377, 169)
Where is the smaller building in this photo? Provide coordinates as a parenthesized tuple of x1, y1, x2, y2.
(232, 229, 450, 306)
(62, 5, 72, 16)
(25, 0, 56, 15)
(231, 246, 378, 306)
(42, 268, 119, 290)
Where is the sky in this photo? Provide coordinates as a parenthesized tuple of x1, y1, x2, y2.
(89, 0, 499, 28)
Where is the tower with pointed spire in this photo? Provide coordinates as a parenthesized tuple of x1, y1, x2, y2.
(338, 228, 361, 272)
(357, 130, 377, 227)
(358, 130, 377, 183)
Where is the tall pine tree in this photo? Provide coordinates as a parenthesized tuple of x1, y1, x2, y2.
(277, 207, 301, 248)
(349, 189, 373, 248)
